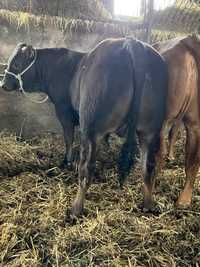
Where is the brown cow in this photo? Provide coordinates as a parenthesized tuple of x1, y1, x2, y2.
(154, 35, 200, 209)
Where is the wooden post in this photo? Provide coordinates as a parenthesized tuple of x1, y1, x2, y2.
(144, 0, 154, 43)
(140, 0, 147, 17)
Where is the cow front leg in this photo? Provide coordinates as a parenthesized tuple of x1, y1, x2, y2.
(60, 123, 75, 170)
(55, 106, 75, 170)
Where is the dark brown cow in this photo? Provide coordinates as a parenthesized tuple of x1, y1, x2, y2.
(154, 35, 200, 209)
(70, 38, 168, 216)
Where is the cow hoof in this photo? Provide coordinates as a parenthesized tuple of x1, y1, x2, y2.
(118, 179, 125, 189)
(67, 162, 73, 171)
(138, 202, 159, 214)
(175, 201, 191, 210)
(59, 161, 67, 170)
(119, 183, 124, 190)
(59, 161, 73, 171)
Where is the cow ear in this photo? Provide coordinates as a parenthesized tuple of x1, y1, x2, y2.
(21, 45, 35, 58)
(18, 43, 27, 49)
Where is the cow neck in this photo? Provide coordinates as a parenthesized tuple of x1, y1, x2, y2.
(35, 48, 85, 103)
(34, 48, 51, 95)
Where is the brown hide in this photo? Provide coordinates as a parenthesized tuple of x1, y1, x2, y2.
(154, 35, 200, 209)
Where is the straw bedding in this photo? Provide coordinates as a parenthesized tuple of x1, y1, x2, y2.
(0, 131, 199, 266)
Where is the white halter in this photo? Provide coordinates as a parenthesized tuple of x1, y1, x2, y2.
(5, 50, 49, 104)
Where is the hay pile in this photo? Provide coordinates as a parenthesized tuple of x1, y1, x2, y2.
(0, 9, 144, 37)
(0, 132, 199, 266)
(0, 0, 111, 20)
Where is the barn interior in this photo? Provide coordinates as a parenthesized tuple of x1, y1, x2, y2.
(0, 1, 200, 266)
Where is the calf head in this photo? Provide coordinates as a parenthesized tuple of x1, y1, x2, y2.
(1, 43, 36, 92)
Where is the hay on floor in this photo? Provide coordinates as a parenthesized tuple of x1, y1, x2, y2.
(0, 132, 199, 266)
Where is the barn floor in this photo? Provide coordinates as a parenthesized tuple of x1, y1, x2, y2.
(0, 132, 199, 267)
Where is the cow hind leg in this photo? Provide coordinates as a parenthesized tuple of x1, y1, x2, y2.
(168, 121, 181, 160)
(157, 121, 172, 172)
(71, 135, 96, 217)
(139, 132, 161, 212)
(156, 127, 167, 175)
(176, 124, 200, 209)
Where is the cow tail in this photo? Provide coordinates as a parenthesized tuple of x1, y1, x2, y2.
(118, 38, 145, 188)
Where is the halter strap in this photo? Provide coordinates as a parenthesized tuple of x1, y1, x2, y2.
(5, 50, 49, 104)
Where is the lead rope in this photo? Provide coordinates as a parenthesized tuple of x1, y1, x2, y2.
(17, 74, 49, 104)
(5, 50, 49, 104)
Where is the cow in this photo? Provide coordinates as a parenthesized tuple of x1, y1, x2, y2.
(69, 38, 168, 216)
(154, 35, 200, 209)
(1, 43, 85, 169)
